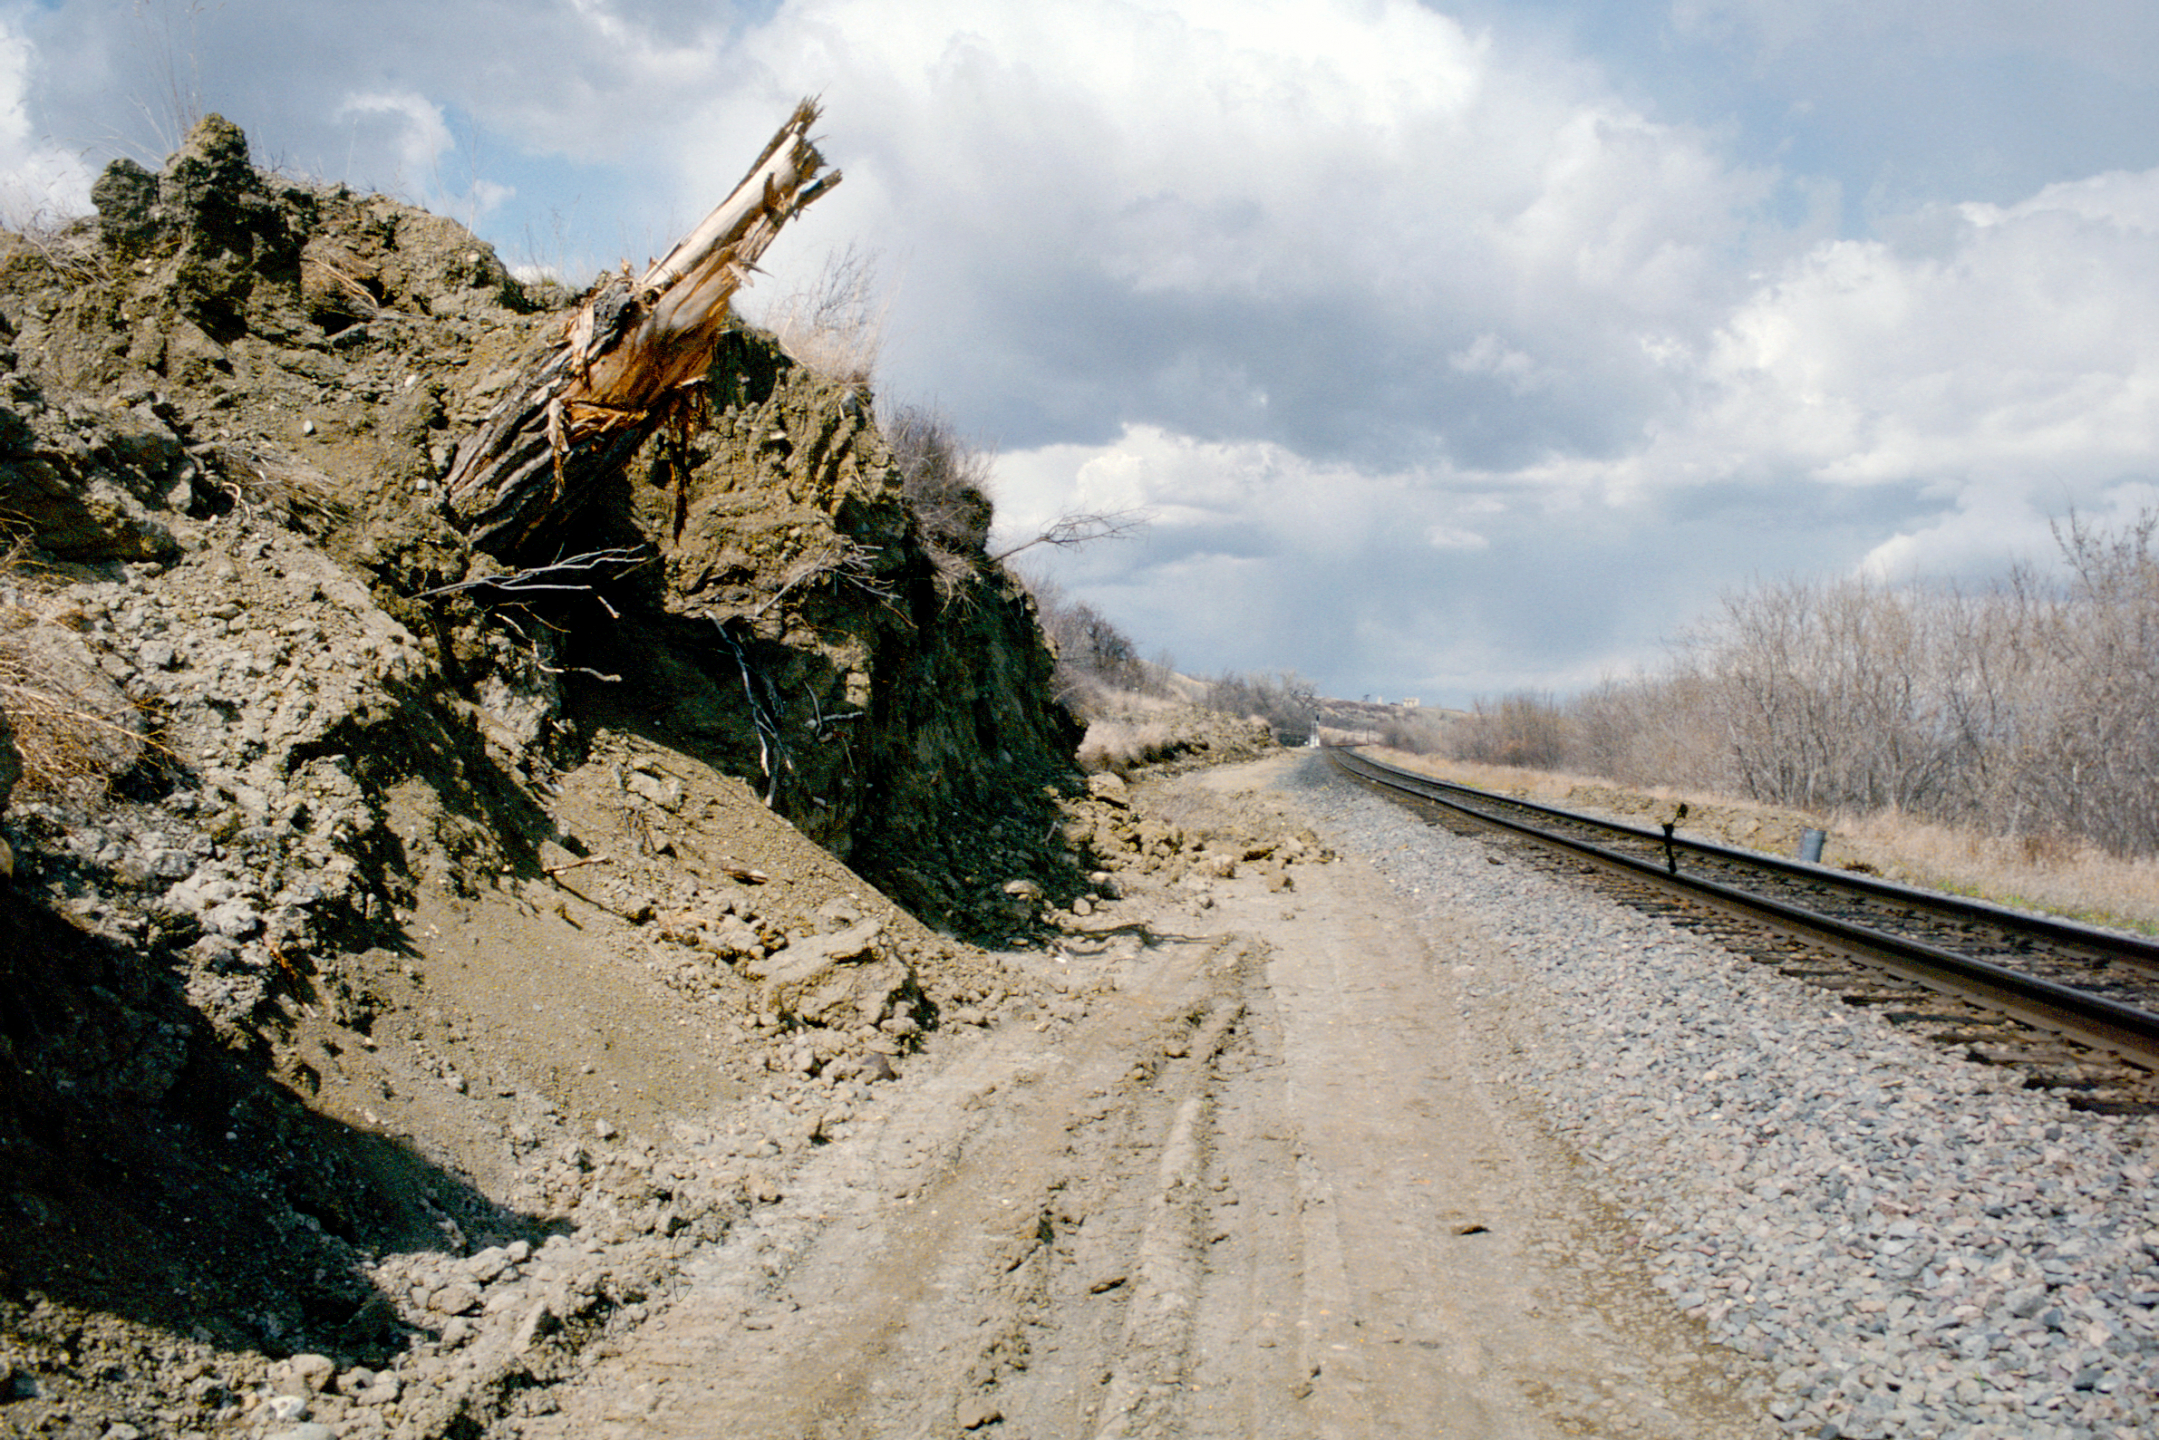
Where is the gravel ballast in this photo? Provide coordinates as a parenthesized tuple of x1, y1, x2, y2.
(1285, 757, 2159, 1440)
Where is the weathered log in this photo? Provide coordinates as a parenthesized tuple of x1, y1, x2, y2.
(440, 99, 840, 554)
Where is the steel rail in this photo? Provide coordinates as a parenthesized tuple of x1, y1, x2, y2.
(1340, 747, 2159, 968)
(1327, 745, 2159, 1068)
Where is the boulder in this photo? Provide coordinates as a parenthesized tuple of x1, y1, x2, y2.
(749, 918, 908, 1028)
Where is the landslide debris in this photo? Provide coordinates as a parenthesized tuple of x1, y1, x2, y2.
(0, 116, 1180, 1439)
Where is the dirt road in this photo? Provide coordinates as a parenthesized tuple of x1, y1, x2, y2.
(508, 755, 1776, 1439)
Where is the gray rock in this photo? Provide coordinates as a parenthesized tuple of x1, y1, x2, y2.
(272, 1352, 334, 1396)
(1086, 772, 1128, 805)
(465, 1245, 512, 1283)
(429, 1281, 481, 1315)
(200, 898, 263, 938)
(512, 1299, 560, 1353)
(260, 1393, 309, 1423)
(625, 767, 684, 811)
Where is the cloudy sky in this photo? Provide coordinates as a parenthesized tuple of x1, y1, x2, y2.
(6, 1, 2158, 703)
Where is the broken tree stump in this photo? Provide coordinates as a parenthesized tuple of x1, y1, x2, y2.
(440, 98, 840, 554)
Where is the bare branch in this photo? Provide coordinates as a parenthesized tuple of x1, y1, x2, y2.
(989, 508, 1152, 564)
(415, 546, 654, 599)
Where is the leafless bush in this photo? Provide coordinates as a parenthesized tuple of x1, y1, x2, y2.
(1559, 671, 1726, 789)
(1984, 511, 2159, 852)
(1376, 708, 1451, 754)
(1200, 670, 1318, 745)
(1137, 649, 1182, 700)
(885, 403, 995, 600)
(758, 241, 885, 388)
(1679, 575, 1993, 814)
(1015, 570, 1154, 720)
(1543, 510, 2159, 859)
(1447, 690, 1569, 769)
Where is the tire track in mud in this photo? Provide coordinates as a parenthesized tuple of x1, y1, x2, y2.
(511, 932, 1260, 1440)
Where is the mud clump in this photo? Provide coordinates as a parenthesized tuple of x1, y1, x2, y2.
(0, 116, 1138, 1438)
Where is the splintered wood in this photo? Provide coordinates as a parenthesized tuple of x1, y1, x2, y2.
(441, 99, 840, 553)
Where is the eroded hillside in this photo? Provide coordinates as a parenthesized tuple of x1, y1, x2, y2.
(0, 116, 1153, 1435)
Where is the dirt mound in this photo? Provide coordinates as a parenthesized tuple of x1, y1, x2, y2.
(0, 116, 1097, 1436)
(1073, 696, 1283, 779)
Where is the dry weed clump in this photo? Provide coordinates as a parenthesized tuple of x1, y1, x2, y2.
(884, 404, 995, 600)
(1076, 716, 1186, 776)
(200, 443, 348, 531)
(756, 241, 885, 389)
(0, 556, 149, 801)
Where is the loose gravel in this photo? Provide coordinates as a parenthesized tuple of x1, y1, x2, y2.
(1284, 758, 2159, 1440)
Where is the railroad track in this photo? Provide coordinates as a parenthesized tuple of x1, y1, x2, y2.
(1327, 745, 2159, 1112)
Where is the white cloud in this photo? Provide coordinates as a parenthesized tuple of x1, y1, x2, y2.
(1450, 333, 1555, 395)
(8, 1, 2155, 699)
(335, 90, 516, 224)
(1655, 166, 2159, 504)
(1000, 133, 2159, 690)
(338, 90, 455, 187)
(1425, 524, 1492, 551)
(691, 0, 1775, 470)
(996, 424, 1390, 553)
(0, 20, 93, 225)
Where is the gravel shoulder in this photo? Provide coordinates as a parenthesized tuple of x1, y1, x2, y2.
(1286, 755, 2159, 1440)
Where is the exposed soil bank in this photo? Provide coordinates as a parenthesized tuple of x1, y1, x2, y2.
(0, 117, 1110, 1436)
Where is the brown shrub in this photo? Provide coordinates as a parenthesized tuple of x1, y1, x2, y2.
(1536, 509, 2159, 860)
(885, 403, 995, 598)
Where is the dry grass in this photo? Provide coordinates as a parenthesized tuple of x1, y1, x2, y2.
(755, 242, 885, 389)
(1830, 809, 2159, 934)
(1369, 747, 2159, 935)
(0, 549, 150, 800)
(3, 211, 105, 283)
(201, 444, 348, 532)
(1077, 717, 1186, 776)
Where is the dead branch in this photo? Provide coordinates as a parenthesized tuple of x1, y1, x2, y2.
(440, 98, 841, 554)
(747, 534, 891, 620)
(990, 508, 1152, 564)
(414, 546, 653, 599)
(543, 853, 612, 877)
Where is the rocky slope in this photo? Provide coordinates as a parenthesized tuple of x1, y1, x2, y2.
(0, 118, 1242, 1437)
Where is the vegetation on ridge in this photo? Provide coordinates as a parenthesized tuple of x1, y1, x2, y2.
(1386, 510, 2159, 864)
